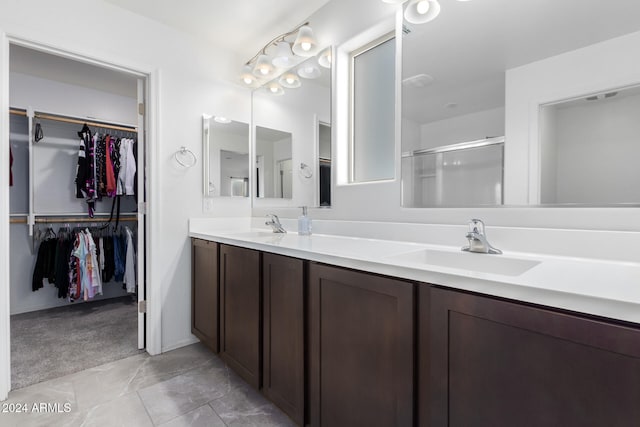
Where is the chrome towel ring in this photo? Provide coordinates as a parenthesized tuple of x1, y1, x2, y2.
(175, 146, 197, 168)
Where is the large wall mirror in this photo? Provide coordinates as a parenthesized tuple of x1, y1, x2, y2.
(252, 51, 332, 206)
(399, 0, 640, 207)
(202, 115, 250, 197)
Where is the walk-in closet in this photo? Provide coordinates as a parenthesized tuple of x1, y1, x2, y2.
(8, 44, 147, 389)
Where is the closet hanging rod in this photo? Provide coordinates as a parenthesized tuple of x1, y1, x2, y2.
(36, 215, 138, 224)
(9, 108, 27, 117)
(10, 215, 138, 224)
(9, 107, 137, 133)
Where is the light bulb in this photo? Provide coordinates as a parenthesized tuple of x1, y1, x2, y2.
(417, 0, 429, 14)
(240, 64, 255, 86)
(253, 54, 274, 77)
(279, 72, 301, 88)
(292, 25, 318, 57)
(270, 86, 278, 93)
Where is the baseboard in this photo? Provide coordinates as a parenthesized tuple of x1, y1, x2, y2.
(161, 336, 199, 353)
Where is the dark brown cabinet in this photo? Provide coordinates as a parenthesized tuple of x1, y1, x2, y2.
(416, 283, 430, 427)
(429, 286, 640, 427)
(219, 244, 262, 389)
(191, 238, 219, 353)
(309, 263, 415, 427)
(194, 238, 640, 427)
(262, 253, 305, 426)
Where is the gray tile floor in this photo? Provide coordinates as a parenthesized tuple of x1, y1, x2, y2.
(0, 343, 296, 427)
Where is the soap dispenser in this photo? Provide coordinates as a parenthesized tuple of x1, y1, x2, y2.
(298, 206, 312, 236)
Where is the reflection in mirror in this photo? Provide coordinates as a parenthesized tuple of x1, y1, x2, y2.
(255, 126, 293, 199)
(401, 19, 505, 207)
(402, 138, 503, 207)
(539, 85, 640, 205)
(318, 122, 331, 206)
(202, 115, 250, 197)
(252, 51, 331, 206)
(398, 1, 640, 207)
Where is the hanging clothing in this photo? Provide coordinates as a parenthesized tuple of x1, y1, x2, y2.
(101, 235, 115, 282)
(95, 135, 107, 198)
(117, 138, 137, 196)
(32, 237, 57, 291)
(54, 235, 73, 298)
(70, 229, 103, 301)
(85, 230, 103, 299)
(75, 124, 96, 217)
(123, 226, 136, 293)
(113, 233, 125, 282)
(9, 147, 13, 187)
(105, 136, 117, 196)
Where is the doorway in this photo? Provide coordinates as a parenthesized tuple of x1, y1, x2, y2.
(4, 40, 150, 392)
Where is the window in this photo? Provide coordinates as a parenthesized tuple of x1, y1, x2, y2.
(350, 33, 395, 183)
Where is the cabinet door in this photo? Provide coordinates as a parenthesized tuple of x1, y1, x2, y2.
(220, 244, 262, 389)
(430, 287, 640, 427)
(417, 283, 430, 427)
(309, 263, 414, 427)
(263, 253, 304, 426)
(191, 239, 219, 353)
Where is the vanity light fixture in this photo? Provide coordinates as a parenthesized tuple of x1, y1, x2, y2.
(253, 53, 275, 77)
(241, 21, 319, 87)
(272, 41, 295, 68)
(214, 116, 232, 124)
(292, 25, 318, 57)
(382, 0, 471, 25)
(266, 81, 285, 96)
(405, 0, 441, 24)
(279, 72, 302, 88)
(318, 46, 332, 69)
(240, 64, 256, 85)
(298, 61, 321, 79)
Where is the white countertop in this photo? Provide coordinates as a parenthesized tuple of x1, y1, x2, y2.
(189, 220, 640, 325)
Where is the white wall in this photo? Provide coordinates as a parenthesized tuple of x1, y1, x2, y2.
(0, 0, 252, 400)
(543, 94, 640, 204)
(539, 104, 557, 204)
(10, 73, 137, 124)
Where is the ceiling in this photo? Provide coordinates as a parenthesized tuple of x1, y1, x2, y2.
(402, 0, 640, 124)
(102, 0, 332, 63)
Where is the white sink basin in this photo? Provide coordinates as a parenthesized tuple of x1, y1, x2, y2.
(387, 248, 540, 277)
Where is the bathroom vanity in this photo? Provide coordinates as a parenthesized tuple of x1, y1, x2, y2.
(189, 219, 640, 427)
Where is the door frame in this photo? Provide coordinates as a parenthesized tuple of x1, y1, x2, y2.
(0, 32, 162, 400)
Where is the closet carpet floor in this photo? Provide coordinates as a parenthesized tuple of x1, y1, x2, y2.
(1, 343, 295, 427)
(10, 296, 141, 390)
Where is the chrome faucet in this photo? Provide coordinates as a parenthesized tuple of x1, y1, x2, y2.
(462, 219, 502, 254)
(265, 214, 286, 233)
